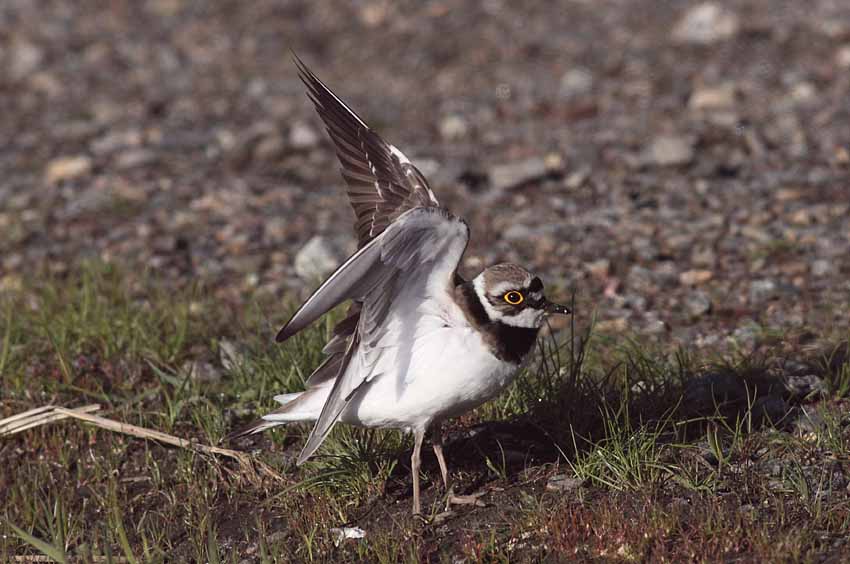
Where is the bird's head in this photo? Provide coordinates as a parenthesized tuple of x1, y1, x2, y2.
(472, 263, 571, 329)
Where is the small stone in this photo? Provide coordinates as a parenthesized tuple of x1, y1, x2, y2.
(784, 374, 826, 399)
(684, 290, 712, 317)
(730, 322, 762, 346)
(45, 156, 93, 184)
(689, 83, 737, 110)
(9, 39, 44, 79)
(115, 149, 157, 170)
(219, 339, 246, 372)
(439, 114, 469, 140)
(672, 3, 740, 45)
(836, 45, 850, 69)
(294, 236, 347, 280)
(749, 279, 778, 304)
(811, 260, 832, 277)
(752, 396, 788, 423)
(684, 371, 747, 412)
(586, 259, 610, 279)
(679, 269, 713, 286)
(184, 361, 222, 383)
(504, 223, 534, 241)
(564, 167, 591, 190)
(626, 265, 656, 292)
(289, 121, 319, 149)
(559, 68, 594, 97)
(789, 82, 816, 104)
(489, 157, 551, 193)
(647, 135, 694, 167)
(253, 134, 285, 161)
(546, 474, 584, 493)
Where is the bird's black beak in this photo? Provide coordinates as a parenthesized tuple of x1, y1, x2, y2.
(543, 299, 571, 315)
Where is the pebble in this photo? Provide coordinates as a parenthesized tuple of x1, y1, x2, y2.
(679, 269, 713, 286)
(672, 3, 740, 45)
(289, 121, 319, 149)
(836, 45, 850, 69)
(253, 133, 286, 161)
(294, 235, 347, 280)
(184, 361, 222, 383)
(647, 135, 694, 167)
(219, 339, 246, 372)
(115, 149, 157, 170)
(684, 371, 747, 411)
(45, 156, 93, 184)
(689, 83, 737, 110)
(811, 260, 832, 277)
(546, 474, 584, 493)
(488, 157, 552, 193)
(9, 39, 44, 79)
(783, 374, 826, 399)
(559, 68, 594, 97)
(684, 290, 712, 317)
(439, 114, 469, 140)
(730, 322, 762, 346)
(626, 265, 656, 292)
(749, 279, 778, 304)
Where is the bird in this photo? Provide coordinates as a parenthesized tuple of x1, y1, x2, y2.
(230, 54, 571, 516)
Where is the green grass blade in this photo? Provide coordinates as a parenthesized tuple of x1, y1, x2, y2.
(6, 521, 68, 564)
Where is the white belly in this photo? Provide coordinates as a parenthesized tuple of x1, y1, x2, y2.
(340, 325, 517, 431)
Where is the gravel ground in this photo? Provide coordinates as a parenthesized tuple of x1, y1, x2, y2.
(2, 0, 849, 344)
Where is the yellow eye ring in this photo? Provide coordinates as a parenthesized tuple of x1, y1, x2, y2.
(504, 291, 524, 305)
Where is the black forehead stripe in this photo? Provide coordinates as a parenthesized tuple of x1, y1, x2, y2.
(529, 277, 543, 292)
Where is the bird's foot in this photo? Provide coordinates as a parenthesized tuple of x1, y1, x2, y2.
(445, 490, 486, 510)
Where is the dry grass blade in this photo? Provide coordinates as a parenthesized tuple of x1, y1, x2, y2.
(0, 404, 101, 436)
(1, 404, 282, 483)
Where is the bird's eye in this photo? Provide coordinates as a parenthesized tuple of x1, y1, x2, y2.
(503, 291, 524, 305)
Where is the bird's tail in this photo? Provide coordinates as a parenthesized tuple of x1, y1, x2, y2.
(224, 388, 326, 442)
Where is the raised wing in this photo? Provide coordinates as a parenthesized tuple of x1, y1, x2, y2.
(294, 54, 440, 247)
(280, 207, 470, 464)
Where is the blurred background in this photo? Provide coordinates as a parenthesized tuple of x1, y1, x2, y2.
(2, 0, 849, 344)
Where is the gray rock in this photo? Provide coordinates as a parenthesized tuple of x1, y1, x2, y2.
(626, 265, 656, 292)
(115, 149, 157, 170)
(647, 135, 694, 167)
(184, 361, 222, 383)
(811, 260, 832, 277)
(294, 236, 346, 280)
(730, 322, 762, 346)
(752, 395, 788, 424)
(672, 3, 739, 45)
(783, 374, 826, 400)
(45, 155, 93, 184)
(253, 133, 286, 161)
(439, 114, 469, 140)
(546, 474, 584, 493)
(684, 290, 712, 317)
(559, 68, 594, 97)
(837, 45, 850, 69)
(503, 223, 534, 241)
(289, 121, 319, 149)
(689, 83, 737, 110)
(219, 339, 246, 372)
(9, 39, 44, 79)
(749, 279, 778, 304)
(489, 157, 552, 193)
(684, 371, 747, 412)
